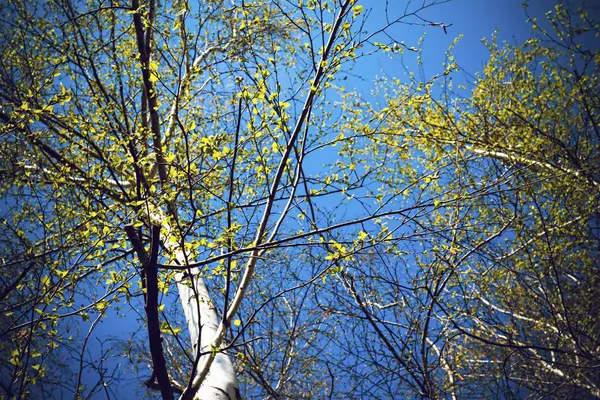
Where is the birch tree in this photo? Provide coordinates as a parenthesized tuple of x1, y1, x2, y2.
(4, 0, 595, 398)
(362, 2, 600, 397)
(0, 0, 453, 398)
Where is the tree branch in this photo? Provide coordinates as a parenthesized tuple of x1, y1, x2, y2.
(125, 224, 173, 400)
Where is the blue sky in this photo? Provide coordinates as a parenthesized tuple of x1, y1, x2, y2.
(433, 0, 552, 68)
(345, 0, 559, 91)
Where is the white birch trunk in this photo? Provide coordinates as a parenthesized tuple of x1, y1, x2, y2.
(160, 220, 240, 400)
(175, 268, 240, 400)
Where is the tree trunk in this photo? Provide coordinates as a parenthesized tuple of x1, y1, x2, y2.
(159, 219, 239, 399)
(176, 268, 240, 400)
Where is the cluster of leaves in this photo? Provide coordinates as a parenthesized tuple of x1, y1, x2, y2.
(335, 3, 600, 398)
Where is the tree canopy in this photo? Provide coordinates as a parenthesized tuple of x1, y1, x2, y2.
(0, 0, 598, 399)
